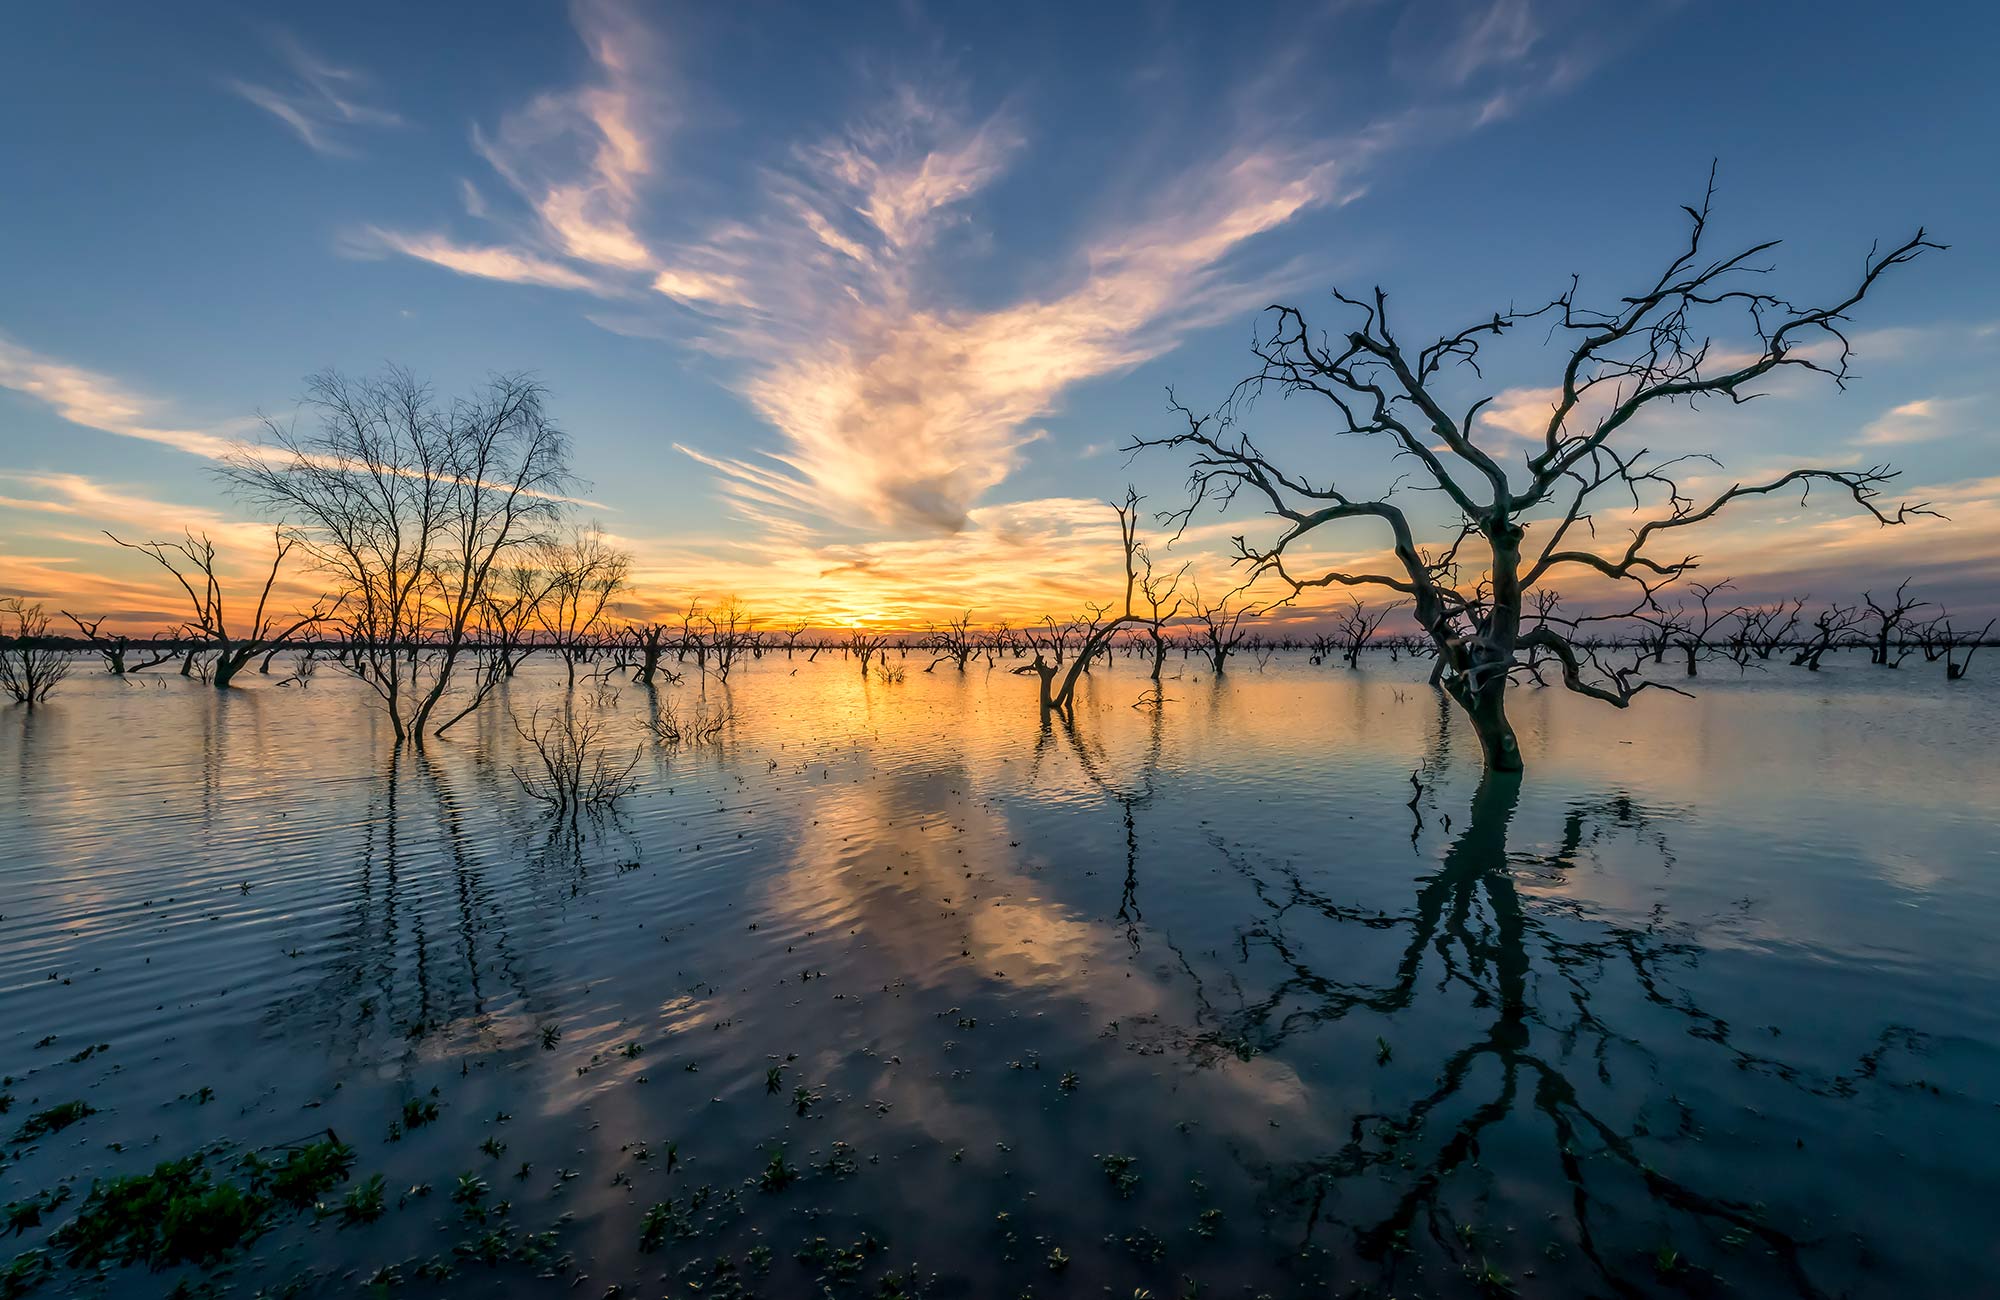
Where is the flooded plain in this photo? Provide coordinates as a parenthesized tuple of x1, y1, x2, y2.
(2, 651, 1996, 1298)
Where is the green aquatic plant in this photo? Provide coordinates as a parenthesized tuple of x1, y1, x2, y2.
(52, 1155, 267, 1268)
(5, 1186, 70, 1236)
(245, 1135, 356, 1209)
(1099, 1152, 1140, 1198)
(2, 1250, 52, 1299)
(1469, 1258, 1516, 1294)
(757, 1146, 799, 1192)
(339, 1174, 386, 1225)
(11, 1101, 95, 1144)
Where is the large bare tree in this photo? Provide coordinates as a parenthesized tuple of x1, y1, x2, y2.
(224, 367, 574, 744)
(1134, 178, 1940, 771)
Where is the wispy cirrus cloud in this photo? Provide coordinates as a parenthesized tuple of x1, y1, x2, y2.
(1857, 396, 1982, 446)
(0, 338, 244, 459)
(361, 0, 1628, 555)
(351, 227, 612, 293)
(226, 29, 401, 157)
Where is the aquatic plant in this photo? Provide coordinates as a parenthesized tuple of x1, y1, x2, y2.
(10, 1101, 95, 1144)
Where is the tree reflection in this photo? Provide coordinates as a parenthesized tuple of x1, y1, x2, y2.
(1184, 770, 1925, 1298)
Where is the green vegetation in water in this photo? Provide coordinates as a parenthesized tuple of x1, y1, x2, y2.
(4, 1187, 70, 1236)
(46, 1134, 356, 1272)
(10, 1102, 95, 1144)
(757, 1145, 799, 1192)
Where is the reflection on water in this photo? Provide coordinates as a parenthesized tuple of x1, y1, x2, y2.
(0, 654, 1995, 1297)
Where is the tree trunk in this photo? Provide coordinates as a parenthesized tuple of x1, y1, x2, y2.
(1457, 678, 1523, 773)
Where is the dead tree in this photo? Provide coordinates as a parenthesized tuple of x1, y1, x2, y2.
(1792, 603, 1862, 670)
(532, 524, 630, 687)
(1132, 171, 1940, 771)
(1861, 578, 1928, 666)
(110, 529, 334, 689)
(60, 611, 174, 675)
(1916, 611, 1994, 681)
(1190, 585, 1256, 675)
(1335, 597, 1400, 668)
(848, 629, 889, 675)
(1136, 552, 1188, 681)
(1663, 580, 1741, 677)
(1727, 598, 1804, 666)
(1014, 490, 1140, 720)
(0, 598, 71, 706)
(704, 599, 753, 682)
(224, 367, 574, 743)
(925, 611, 977, 672)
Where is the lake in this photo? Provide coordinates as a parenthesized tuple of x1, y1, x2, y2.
(2, 650, 1995, 1298)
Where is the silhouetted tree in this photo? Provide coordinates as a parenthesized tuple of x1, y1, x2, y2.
(110, 528, 334, 688)
(1134, 173, 1940, 771)
(534, 523, 630, 686)
(224, 367, 574, 743)
(1190, 584, 1256, 675)
(1861, 577, 1927, 666)
(0, 598, 70, 706)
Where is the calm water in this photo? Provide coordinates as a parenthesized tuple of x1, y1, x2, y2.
(2, 651, 1996, 1298)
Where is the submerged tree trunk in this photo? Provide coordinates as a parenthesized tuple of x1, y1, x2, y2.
(1448, 671, 1523, 773)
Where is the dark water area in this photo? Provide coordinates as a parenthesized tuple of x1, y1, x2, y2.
(2, 652, 1996, 1298)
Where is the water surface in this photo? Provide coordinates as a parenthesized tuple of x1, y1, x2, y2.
(2, 652, 1995, 1297)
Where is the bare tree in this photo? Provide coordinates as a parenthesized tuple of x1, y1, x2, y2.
(535, 523, 630, 685)
(1190, 584, 1256, 675)
(1861, 578, 1928, 667)
(1726, 598, 1804, 666)
(1915, 610, 1994, 681)
(1792, 603, 1863, 671)
(1334, 597, 1400, 668)
(110, 529, 334, 688)
(1136, 552, 1188, 681)
(0, 598, 71, 706)
(924, 611, 977, 672)
(60, 611, 175, 675)
(1133, 173, 1940, 771)
(848, 629, 889, 676)
(1015, 490, 1141, 720)
(703, 598, 753, 682)
(1660, 579, 1740, 677)
(224, 367, 574, 744)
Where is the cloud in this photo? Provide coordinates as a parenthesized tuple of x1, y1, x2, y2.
(355, 228, 610, 293)
(360, 0, 1646, 570)
(469, 0, 666, 272)
(1857, 396, 1981, 446)
(225, 29, 401, 157)
(679, 114, 1357, 535)
(0, 338, 243, 459)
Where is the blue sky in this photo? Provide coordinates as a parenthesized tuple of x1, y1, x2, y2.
(2, 0, 1995, 628)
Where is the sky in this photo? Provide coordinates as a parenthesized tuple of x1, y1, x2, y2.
(1, 0, 1996, 634)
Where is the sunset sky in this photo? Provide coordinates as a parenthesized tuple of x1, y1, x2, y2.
(2, 1, 1995, 632)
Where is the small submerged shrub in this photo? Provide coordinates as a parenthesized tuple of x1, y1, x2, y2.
(646, 695, 730, 746)
(512, 705, 640, 813)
